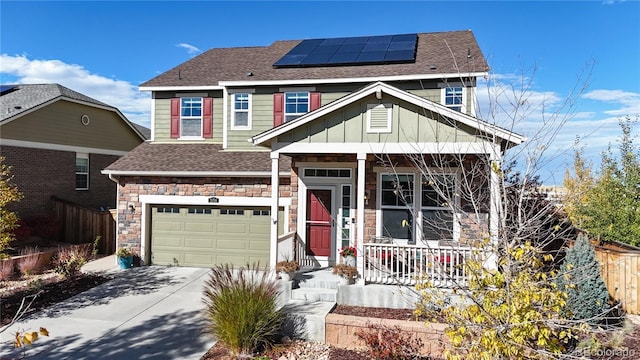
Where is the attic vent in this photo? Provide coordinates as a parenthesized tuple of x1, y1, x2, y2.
(366, 103, 392, 133)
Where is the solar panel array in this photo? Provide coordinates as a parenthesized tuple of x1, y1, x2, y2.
(273, 33, 418, 68)
(0, 85, 16, 95)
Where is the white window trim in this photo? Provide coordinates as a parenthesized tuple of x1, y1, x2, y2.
(231, 92, 252, 130)
(440, 86, 467, 113)
(418, 173, 460, 242)
(366, 103, 392, 133)
(284, 91, 310, 123)
(76, 153, 89, 190)
(179, 97, 204, 140)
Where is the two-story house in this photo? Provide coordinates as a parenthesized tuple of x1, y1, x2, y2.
(103, 30, 524, 284)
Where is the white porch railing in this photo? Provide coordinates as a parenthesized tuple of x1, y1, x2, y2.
(363, 242, 487, 287)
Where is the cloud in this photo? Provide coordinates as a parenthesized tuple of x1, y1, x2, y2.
(0, 54, 151, 127)
(176, 43, 201, 55)
(582, 89, 640, 116)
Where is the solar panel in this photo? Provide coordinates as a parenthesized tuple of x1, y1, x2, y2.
(273, 33, 417, 68)
(0, 85, 16, 94)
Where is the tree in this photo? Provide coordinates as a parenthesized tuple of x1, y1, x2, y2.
(0, 156, 23, 254)
(565, 116, 640, 246)
(557, 235, 612, 325)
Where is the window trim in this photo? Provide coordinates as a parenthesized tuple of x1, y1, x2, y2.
(231, 92, 252, 130)
(284, 91, 309, 123)
(179, 97, 204, 139)
(75, 153, 89, 190)
(440, 86, 467, 113)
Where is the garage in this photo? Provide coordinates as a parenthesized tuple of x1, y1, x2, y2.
(150, 205, 280, 268)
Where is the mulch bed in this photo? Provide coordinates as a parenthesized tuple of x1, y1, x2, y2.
(1, 273, 111, 325)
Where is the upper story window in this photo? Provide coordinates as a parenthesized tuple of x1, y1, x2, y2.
(76, 153, 89, 190)
(170, 96, 213, 139)
(180, 97, 203, 137)
(232, 93, 251, 129)
(442, 86, 466, 113)
(285, 92, 309, 122)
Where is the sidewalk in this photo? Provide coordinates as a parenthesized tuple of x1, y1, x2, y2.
(1, 261, 215, 359)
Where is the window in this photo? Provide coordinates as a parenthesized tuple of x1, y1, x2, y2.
(180, 97, 203, 137)
(75, 153, 89, 190)
(303, 168, 351, 178)
(284, 92, 309, 122)
(232, 93, 251, 129)
(421, 175, 456, 240)
(443, 87, 465, 112)
(380, 174, 414, 240)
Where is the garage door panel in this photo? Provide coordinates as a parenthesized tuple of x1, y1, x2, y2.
(154, 236, 184, 247)
(154, 221, 184, 231)
(184, 238, 215, 249)
(216, 223, 249, 234)
(184, 222, 215, 232)
(152, 252, 184, 265)
(217, 239, 247, 250)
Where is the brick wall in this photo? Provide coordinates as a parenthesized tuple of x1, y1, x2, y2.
(1, 145, 118, 219)
(115, 176, 292, 252)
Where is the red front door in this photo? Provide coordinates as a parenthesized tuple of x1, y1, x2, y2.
(306, 189, 332, 257)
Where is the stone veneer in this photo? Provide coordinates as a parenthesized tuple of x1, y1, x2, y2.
(115, 176, 291, 252)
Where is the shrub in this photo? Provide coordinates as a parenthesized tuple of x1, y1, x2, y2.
(17, 247, 42, 276)
(275, 260, 299, 273)
(355, 322, 424, 360)
(202, 263, 283, 357)
(53, 244, 92, 278)
(557, 236, 613, 324)
(0, 258, 15, 280)
(332, 263, 358, 280)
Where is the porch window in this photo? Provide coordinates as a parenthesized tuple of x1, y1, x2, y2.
(421, 175, 456, 240)
(380, 174, 414, 240)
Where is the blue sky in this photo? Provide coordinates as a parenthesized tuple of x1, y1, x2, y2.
(1, 1, 639, 184)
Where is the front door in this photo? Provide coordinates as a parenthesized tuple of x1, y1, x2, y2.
(306, 189, 332, 257)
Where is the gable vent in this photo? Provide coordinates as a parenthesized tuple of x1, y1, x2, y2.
(366, 103, 392, 133)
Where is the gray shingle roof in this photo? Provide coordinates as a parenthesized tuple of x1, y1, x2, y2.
(140, 30, 488, 87)
(103, 142, 291, 174)
(0, 84, 112, 122)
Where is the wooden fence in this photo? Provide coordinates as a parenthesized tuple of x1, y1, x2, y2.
(594, 246, 640, 315)
(52, 196, 116, 255)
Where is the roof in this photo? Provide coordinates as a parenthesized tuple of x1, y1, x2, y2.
(140, 30, 488, 88)
(252, 81, 525, 149)
(0, 83, 147, 140)
(103, 142, 291, 176)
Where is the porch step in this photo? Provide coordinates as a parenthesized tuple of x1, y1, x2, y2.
(281, 299, 336, 342)
(296, 268, 341, 290)
(291, 287, 337, 302)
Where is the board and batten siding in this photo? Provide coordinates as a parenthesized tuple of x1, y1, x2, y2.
(279, 94, 478, 145)
(1, 101, 141, 151)
(153, 96, 223, 143)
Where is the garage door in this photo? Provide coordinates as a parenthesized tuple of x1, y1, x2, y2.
(151, 205, 278, 268)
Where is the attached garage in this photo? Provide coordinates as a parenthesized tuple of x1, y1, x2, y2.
(150, 205, 282, 268)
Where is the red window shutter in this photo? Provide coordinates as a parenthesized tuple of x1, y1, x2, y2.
(170, 98, 180, 138)
(203, 97, 213, 138)
(310, 92, 321, 111)
(273, 93, 284, 127)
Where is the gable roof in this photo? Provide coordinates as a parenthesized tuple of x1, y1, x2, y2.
(140, 30, 488, 89)
(102, 142, 291, 176)
(0, 83, 148, 140)
(251, 81, 525, 149)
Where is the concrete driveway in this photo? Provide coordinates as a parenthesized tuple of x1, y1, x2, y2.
(0, 258, 215, 359)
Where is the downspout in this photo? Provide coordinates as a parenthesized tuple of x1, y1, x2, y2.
(107, 173, 121, 256)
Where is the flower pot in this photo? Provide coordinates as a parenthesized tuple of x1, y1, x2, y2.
(338, 276, 355, 285)
(343, 255, 356, 267)
(117, 256, 133, 269)
(280, 272, 295, 281)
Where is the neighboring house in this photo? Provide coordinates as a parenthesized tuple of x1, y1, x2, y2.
(0, 84, 147, 230)
(103, 30, 524, 284)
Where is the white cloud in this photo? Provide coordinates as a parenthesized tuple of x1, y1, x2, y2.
(0, 54, 151, 127)
(176, 43, 201, 55)
(582, 89, 640, 116)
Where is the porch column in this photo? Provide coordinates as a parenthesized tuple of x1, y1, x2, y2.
(488, 146, 502, 271)
(270, 152, 280, 269)
(356, 152, 367, 284)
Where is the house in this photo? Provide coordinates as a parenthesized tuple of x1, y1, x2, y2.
(103, 30, 524, 284)
(0, 84, 147, 241)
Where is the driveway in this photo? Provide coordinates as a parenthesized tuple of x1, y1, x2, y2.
(0, 263, 215, 359)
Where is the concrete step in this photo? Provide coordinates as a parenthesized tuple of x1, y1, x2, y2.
(296, 268, 341, 289)
(291, 287, 337, 302)
(281, 299, 336, 342)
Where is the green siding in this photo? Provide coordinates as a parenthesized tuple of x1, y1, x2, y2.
(1, 101, 141, 151)
(153, 93, 223, 143)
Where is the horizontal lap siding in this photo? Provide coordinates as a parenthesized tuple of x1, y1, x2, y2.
(153, 96, 223, 143)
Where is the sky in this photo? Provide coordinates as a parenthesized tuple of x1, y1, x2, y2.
(1, 1, 639, 185)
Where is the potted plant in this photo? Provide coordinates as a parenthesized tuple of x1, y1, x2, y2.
(339, 245, 357, 266)
(115, 247, 133, 269)
(275, 259, 299, 281)
(333, 263, 358, 285)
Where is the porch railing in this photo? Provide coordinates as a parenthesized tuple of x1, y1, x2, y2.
(363, 242, 487, 287)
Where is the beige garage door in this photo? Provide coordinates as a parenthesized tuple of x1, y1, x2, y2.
(151, 205, 274, 268)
